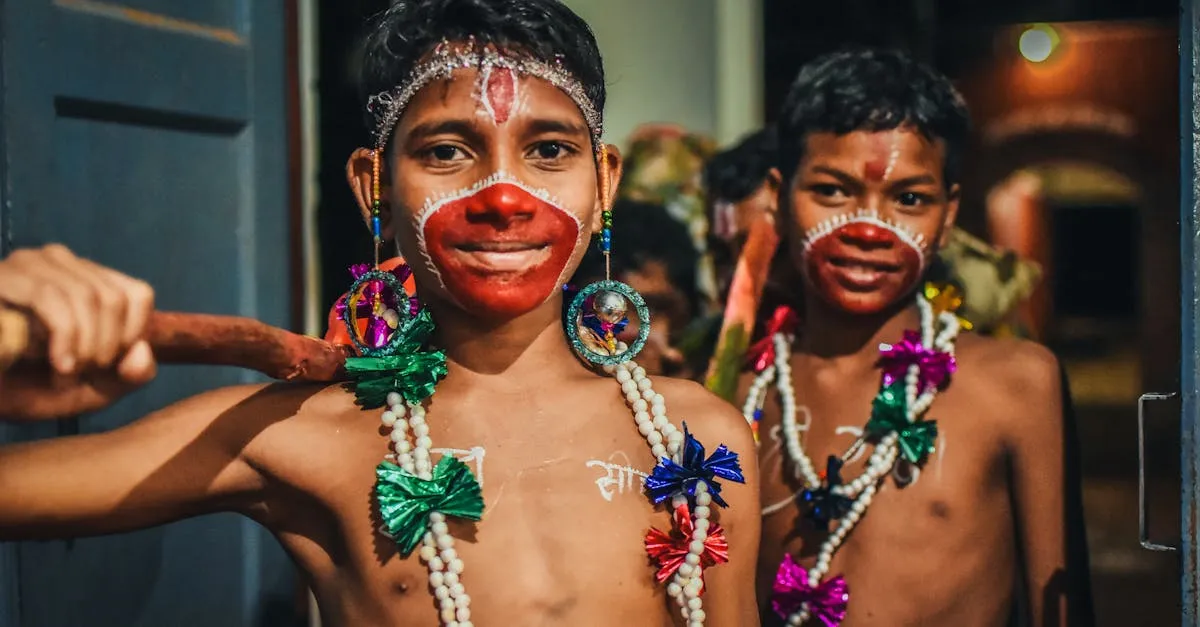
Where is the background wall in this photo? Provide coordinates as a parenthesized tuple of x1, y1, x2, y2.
(560, 0, 763, 147)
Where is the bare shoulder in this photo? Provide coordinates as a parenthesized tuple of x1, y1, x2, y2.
(650, 376, 756, 458)
(155, 381, 322, 423)
(954, 333, 1064, 437)
(144, 381, 339, 456)
(957, 333, 1061, 396)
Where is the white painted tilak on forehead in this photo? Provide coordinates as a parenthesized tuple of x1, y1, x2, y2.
(882, 134, 902, 181)
(800, 208, 929, 267)
(411, 170, 584, 289)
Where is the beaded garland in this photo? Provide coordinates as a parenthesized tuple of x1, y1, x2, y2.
(742, 288, 962, 626)
(340, 278, 745, 626)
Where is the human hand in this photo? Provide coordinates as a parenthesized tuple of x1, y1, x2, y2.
(0, 244, 156, 420)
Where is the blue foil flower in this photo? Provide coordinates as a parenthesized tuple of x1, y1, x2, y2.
(799, 455, 853, 530)
(644, 422, 746, 507)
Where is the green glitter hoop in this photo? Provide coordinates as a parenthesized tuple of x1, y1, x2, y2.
(566, 280, 651, 366)
(341, 268, 412, 358)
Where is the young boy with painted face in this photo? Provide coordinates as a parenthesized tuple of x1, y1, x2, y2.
(0, 1, 760, 625)
(742, 49, 1083, 626)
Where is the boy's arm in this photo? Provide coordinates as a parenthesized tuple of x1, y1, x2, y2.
(0, 383, 282, 540)
(1003, 343, 1080, 627)
(662, 379, 762, 625)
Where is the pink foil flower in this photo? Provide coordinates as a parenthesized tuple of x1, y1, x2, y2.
(771, 554, 849, 627)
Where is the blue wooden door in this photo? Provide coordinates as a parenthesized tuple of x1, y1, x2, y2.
(0, 1, 296, 625)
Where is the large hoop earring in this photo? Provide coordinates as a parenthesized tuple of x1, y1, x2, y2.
(342, 269, 413, 357)
(565, 145, 652, 366)
(340, 149, 416, 357)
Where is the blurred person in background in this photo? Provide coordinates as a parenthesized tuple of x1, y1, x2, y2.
(704, 126, 781, 283)
(619, 123, 722, 315)
(736, 48, 1089, 627)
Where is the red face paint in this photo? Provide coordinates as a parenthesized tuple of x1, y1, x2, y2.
(481, 66, 518, 124)
(863, 134, 892, 182)
(863, 159, 888, 182)
(419, 178, 581, 318)
(801, 212, 925, 315)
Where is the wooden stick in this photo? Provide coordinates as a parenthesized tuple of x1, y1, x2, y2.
(0, 309, 350, 382)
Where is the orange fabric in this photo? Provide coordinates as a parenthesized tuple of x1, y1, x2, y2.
(324, 257, 417, 347)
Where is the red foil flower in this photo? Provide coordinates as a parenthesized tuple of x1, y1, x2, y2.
(644, 503, 730, 589)
(745, 306, 799, 373)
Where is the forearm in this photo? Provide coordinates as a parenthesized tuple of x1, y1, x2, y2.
(0, 384, 272, 541)
(0, 435, 255, 540)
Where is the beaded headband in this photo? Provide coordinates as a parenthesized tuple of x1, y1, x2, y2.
(366, 39, 604, 152)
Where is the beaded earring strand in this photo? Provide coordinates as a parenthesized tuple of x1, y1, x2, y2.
(744, 289, 961, 626)
(371, 150, 384, 267)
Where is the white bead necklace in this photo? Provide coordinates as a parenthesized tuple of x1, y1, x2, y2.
(377, 350, 720, 626)
(742, 293, 961, 625)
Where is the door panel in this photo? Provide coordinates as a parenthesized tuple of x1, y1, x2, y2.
(0, 1, 295, 625)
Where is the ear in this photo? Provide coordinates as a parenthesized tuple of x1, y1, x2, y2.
(346, 147, 396, 240)
(591, 144, 624, 234)
(763, 167, 782, 214)
(767, 167, 786, 237)
(939, 183, 961, 248)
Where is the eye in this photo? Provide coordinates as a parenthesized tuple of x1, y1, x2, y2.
(896, 192, 933, 208)
(528, 140, 577, 162)
(810, 183, 848, 199)
(428, 145, 465, 162)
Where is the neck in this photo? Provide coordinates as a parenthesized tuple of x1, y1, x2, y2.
(426, 291, 584, 381)
(797, 291, 920, 363)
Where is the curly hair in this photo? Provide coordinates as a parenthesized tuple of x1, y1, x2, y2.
(776, 48, 970, 188)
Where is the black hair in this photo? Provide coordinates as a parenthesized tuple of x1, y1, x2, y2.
(356, 0, 605, 140)
(703, 127, 778, 203)
(572, 200, 700, 318)
(776, 48, 970, 188)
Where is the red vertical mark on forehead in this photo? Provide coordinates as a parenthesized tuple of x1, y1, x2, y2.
(863, 134, 891, 182)
(483, 67, 517, 124)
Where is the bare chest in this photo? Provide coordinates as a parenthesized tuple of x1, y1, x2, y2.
(756, 367, 1011, 556)
(250, 394, 676, 626)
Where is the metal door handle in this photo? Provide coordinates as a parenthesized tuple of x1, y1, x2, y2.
(1138, 392, 1178, 551)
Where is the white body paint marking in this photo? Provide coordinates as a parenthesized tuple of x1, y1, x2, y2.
(431, 446, 487, 487)
(882, 133, 901, 181)
(385, 446, 488, 486)
(585, 451, 649, 502)
(760, 407, 812, 473)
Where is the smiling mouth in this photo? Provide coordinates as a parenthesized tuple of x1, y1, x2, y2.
(450, 241, 552, 272)
(456, 241, 548, 253)
(828, 256, 903, 273)
(823, 255, 905, 289)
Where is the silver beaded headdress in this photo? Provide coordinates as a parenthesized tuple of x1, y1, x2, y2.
(366, 39, 604, 152)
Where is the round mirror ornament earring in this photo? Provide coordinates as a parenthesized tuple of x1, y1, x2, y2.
(565, 145, 652, 367)
(341, 149, 413, 358)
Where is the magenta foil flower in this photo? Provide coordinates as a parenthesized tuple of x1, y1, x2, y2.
(878, 330, 956, 391)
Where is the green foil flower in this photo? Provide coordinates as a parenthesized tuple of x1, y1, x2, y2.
(375, 456, 485, 556)
(344, 308, 448, 408)
(865, 382, 938, 465)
